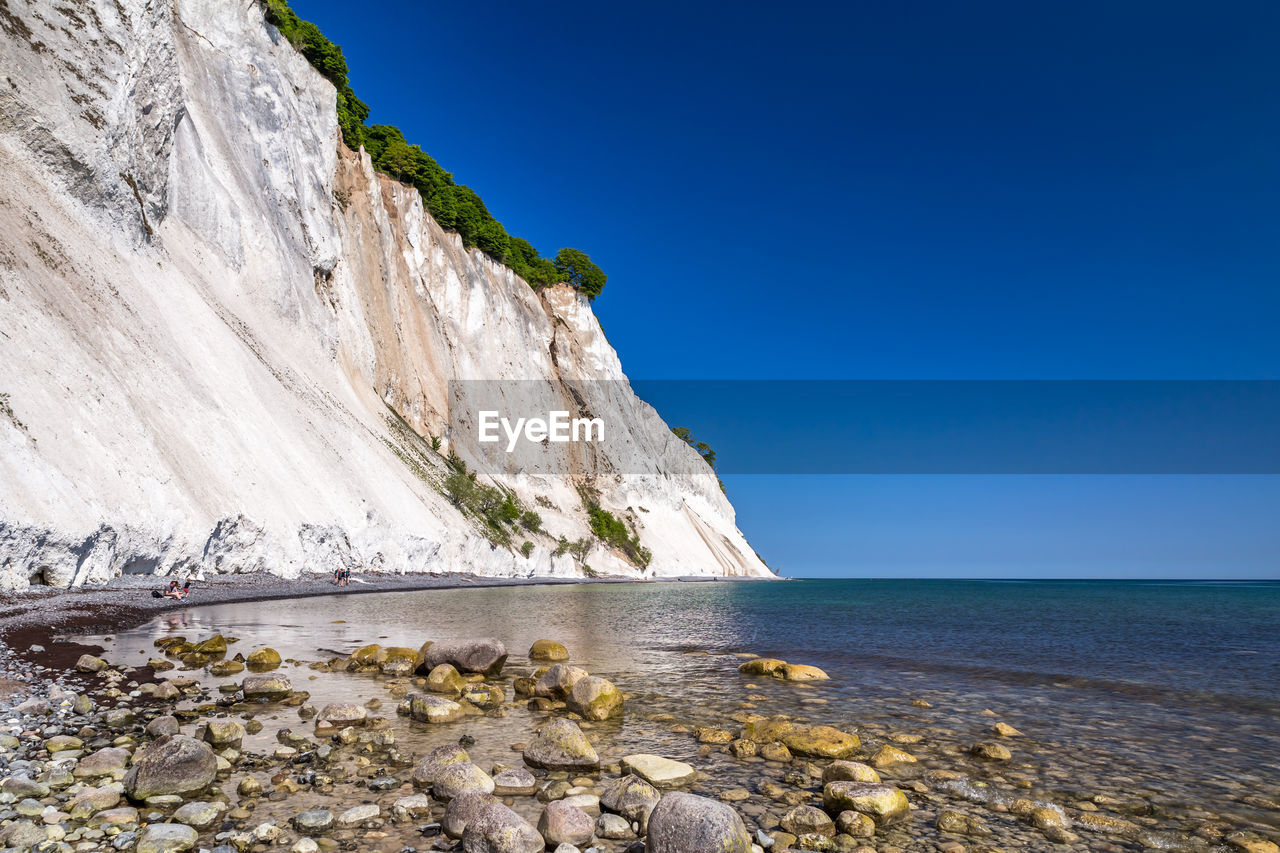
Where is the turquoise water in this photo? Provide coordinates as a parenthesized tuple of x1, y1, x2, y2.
(87, 579, 1280, 849)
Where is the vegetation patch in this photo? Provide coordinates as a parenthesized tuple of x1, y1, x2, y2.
(261, 0, 607, 298)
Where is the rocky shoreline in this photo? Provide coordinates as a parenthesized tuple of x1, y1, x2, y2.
(1, 581, 1277, 853)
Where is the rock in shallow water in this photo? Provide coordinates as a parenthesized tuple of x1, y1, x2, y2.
(242, 673, 293, 700)
(408, 692, 465, 723)
(534, 664, 589, 700)
(620, 754, 698, 789)
(523, 719, 600, 772)
(462, 801, 543, 853)
(434, 761, 495, 800)
(445, 790, 499, 839)
(539, 799, 595, 847)
(646, 791, 752, 853)
(413, 744, 472, 788)
(821, 782, 910, 827)
(530, 639, 569, 661)
(418, 638, 508, 675)
(134, 823, 198, 853)
(566, 675, 623, 720)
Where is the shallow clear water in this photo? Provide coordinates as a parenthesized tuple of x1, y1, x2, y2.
(84, 579, 1280, 850)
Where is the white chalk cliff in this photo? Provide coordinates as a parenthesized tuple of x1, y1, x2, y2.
(0, 0, 771, 590)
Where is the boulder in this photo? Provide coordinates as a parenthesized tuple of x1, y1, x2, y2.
(72, 746, 131, 779)
(836, 810, 876, 837)
(822, 782, 910, 827)
(777, 663, 830, 681)
(336, 804, 380, 827)
(293, 809, 335, 833)
(781, 804, 835, 837)
(534, 664, 589, 699)
(246, 648, 282, 671)
(318, 703, 368, 727)
(412, 744, 471, 788)
(646, 791, 752, 853)
(539, 800, 595, 847)
(462, 801, 543, 853)
(566, 675, 623, 720)
(123, 734, 218, 800)
(870, 744, 917, 768)
(173, 801, 225, 829)
(522, 719, 599, 772)
(349, 644, 381, 666)
(203, 719, 245, 749)
(620, 754, 697, 789)
(739, 715, 795, 743)
(427, 664, 466, 694)
(146, 716, 181, 738)
(462, 682, 506, 708)
(493, 767, 538, 796)
(822, 761, 881, 784)
(134, 822, 198, 853)
(970, 742, 1012, 761)
(529, 639, 569, 661)
(191, 635, 228, 656)
(408, 693, 465, 723)
(737, 658, 786, 676)
(445, 790, 499, 839)
(434, 761, 495, 800)
(600, 774, 660, 832)
(782, 725, 860, 759)
(418, 638, 508, 675)
(242, 673, 293, 700)
(75, 654, 108, 673)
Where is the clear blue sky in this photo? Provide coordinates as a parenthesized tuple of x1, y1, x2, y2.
(292, 0, 1279, 577)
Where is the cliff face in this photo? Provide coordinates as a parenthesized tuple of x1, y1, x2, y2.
(0, 0, 770, 590)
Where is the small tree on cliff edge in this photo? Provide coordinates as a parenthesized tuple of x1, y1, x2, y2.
(555, 248, 607, 300)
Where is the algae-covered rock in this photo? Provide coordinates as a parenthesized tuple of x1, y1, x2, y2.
(529, 639, 569, 661)
(407, 693, 464, 723)
(778, 663, 830, 681)
(246, 648, 282, 671)
(350, 644, 381, 666)
(462, 801, 543, 852)
(822, 761, 881, 784)
(566, 675, 623, 720)
(970, 742, 1012, 761)
(737, 658, 787, 676)
(870, 744, 917, 768)
(523, 719, 599, 772)
(600, 774, 661, 832)
(208, 660, 244, 676)
(781, 804, 836, 837)
(411, 744, 471, 788)
(427, 663, 465, 694)
(191, 635, 228, 656)
(783, 725, 860, 759)
(822, 782, 910, 827)
(202, 719, 245, 749)
(433, 761, 494, 800)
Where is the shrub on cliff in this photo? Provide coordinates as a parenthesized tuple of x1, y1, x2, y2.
(260, 0, 608, 299)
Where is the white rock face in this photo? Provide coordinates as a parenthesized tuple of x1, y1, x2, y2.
(0, 0, 771, 589)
